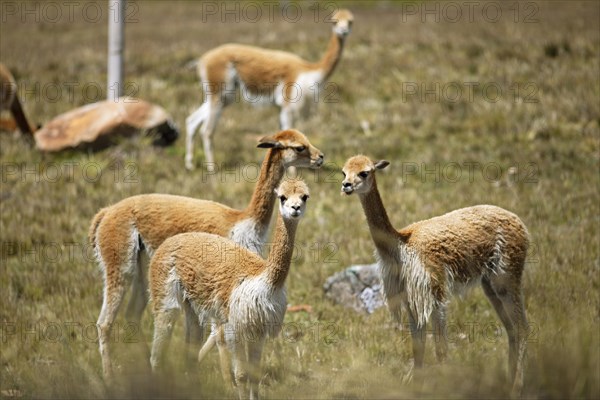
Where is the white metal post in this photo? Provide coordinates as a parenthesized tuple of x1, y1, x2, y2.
(107, 0, 125, 101)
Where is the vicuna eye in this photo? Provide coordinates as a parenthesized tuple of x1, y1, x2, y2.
(301, 195, 309, 202)
(359, 171, 369, 178)
(279, 196, 287, 203)
(294, 146, 306, 153)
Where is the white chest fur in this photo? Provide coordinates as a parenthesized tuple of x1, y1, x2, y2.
(376, 245, 435, 328)
(272, 70, 323, 108)
(296, 70, 323, 92)
(227, 273, 287, 339)
(229, 218, 266, 255)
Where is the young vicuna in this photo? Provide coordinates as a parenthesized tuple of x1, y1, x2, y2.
(185, 9, 354, 170)
(90, 129, 323, 380)
(341, 155, 530, 395)
(149, 179, 310, 399)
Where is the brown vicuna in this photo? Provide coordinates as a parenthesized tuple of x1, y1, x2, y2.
(149, 179, 310, 399)
(0, 63, 36, 135)
(90, 129, 323, 380)
(341, 155, 530, 396)
(185, 9, 354, 170)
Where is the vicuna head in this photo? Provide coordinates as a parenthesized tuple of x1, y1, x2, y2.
(275, 179, 310, 219)
(257, 129, 324, 169)
(341, 155, 389, 195)
(331, 9, 354, 38)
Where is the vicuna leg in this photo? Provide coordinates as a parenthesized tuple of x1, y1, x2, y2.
(183, 300, 204, 369)
(185, 102, 208, 170)
(502, 287, 528, 396)
(96, 240, 138, 381)
(200, 97, 223, 172)
(217, 324, 235, 389)
(279, 104, 294, 130)
(122, 251, 152, 369)
(150, 308, 179, 371)
(511, 302, 528, 397)
(247, 337, 265, 400)
(97, 280, 129, 381)
(406, 305, 427, 368)
(386, 290, 404, 325)
(232, 337, 250, 399)
(125, 251, 148, 323)
(483, 275, 528, 395)
(482, 276, 516, 360)
(197, 324, 216, 364)
(431, 304, 448, 362)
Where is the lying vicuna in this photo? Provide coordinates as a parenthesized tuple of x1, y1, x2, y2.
(149, 179, 311, 399)
(341, 155, 530, 395)
(90, 129, 323, 380)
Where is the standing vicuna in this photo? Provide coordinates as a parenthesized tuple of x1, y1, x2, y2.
(341, 155, 530, 396)
(149, 178, 311, 399)
(185, 9, 354, 170)
(90, 129, 323, 380)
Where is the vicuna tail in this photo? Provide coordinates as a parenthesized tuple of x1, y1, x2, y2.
(89, 208, 107, 249)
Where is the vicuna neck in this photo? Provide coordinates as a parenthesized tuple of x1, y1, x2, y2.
(266, 215, 299, 288)
(12, 96, 35, 135)
(358, 179, 401, 252)
(316, 32, 345, 82)
(244, 149, 286, 230)
(1, 66, 35, 135)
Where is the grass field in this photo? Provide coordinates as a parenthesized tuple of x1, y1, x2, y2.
(1, 1, 599, 398)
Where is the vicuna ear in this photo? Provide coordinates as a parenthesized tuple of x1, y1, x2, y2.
(374, 160, 390, 170)
(257, 136, 283, 149)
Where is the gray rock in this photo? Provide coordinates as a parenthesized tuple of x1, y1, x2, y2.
(323, 263, 385, 314)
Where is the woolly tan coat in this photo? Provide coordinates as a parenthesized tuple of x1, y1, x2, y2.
(342, 155, 529, 395)
(91, 129, 323, 380)
(149, 179, 310, 399)
(391, 205, 529, 323)
(34, 97, 178, 151)
(184, 9, 353, 169)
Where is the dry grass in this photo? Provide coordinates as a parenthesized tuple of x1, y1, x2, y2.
(1, 1, 599, 398)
